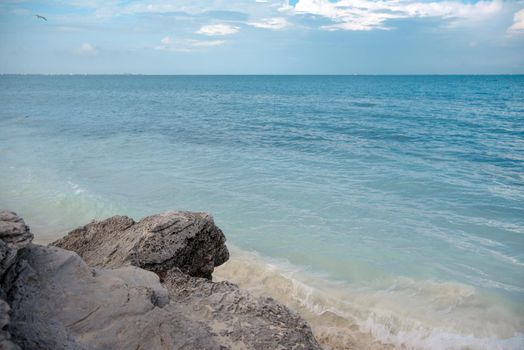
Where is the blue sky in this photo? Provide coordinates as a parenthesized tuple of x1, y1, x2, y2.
(0, 0, 523, 74)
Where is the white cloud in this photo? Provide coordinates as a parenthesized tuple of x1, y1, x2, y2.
(123, 2, 201, 14)
(508, 8, 524, 32)
(197, 23, 240, 36)
(189, 39, 226, 47)
(74, 42, 98, 56)
(281, 0, 503, 31)
(247, 17, 289, 29)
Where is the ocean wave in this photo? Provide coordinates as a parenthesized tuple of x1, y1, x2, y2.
(0, 166, 124, 244)
(214, 246, 524, 350)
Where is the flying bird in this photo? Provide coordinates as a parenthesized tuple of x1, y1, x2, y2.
(35, 15, 47, 21)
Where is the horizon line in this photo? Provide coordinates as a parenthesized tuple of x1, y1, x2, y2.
(1, 73, 524, 76)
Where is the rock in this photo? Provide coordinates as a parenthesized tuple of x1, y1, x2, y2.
(5, 244, 321, 350)
(164, 268, 322, 350)
(0, 210, 33, 249)
(53, 211, 229, 279)
(0, 240, 17, 288)
(0, 210, 33, 287)
(0, 209, 33, 289)
(0, 210, 33, 350)
(5, 244, 215, 350)
(2, 210, 321, 349)
(0, 299, 21, 350)
(3, 246, 85, 350)
(0, 210, 33, 280)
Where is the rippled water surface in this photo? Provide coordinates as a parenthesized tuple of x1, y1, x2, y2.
(1, 75, 523, 349)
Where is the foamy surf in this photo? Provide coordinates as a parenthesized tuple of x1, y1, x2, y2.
(214, 246, 524, 350)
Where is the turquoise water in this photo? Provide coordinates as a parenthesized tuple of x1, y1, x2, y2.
(1, 75, 523, 348)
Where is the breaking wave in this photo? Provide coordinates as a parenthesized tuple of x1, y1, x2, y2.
(215, 246, 524, 350)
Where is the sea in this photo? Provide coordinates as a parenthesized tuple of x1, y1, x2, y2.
(1, 75, 523, 349)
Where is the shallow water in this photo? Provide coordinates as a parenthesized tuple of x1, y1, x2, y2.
(1, 75, 523, 349)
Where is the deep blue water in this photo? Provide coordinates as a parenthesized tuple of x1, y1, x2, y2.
(1, 75, 523, 349)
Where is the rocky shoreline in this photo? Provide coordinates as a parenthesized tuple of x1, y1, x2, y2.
(0, 209, 322, 350)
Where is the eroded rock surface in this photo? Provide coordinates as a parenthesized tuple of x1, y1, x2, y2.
(0, 299, 20, 350)
(165, 268, 321, 350)
(0, 210, 33, 350)
(0, 209, 33, 281)
(1, 211, 322, 350)
(53, 211, 229, 279)
(0, 210, 33, 249)
(5, 244, 232, 350)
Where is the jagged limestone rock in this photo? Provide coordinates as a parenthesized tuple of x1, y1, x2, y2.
(0, 210, 33, 350)
(2, 211, 321, 349)
(53, 211, 229, 279)
(0, 210, 33, 249)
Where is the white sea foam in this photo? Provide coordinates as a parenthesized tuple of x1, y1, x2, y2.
(215, 246, 524, 350)
(67, 180, 87, 194)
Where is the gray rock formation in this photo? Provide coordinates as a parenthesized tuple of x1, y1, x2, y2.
(0, 209, 32, 350)
(0, 210, 33, 282)
(164, 268, 321, 349)
(0, 299, 21, 350)
(1, 211, 322, 350)
(0, 210, 33, 249)
(7, 244, 176, 350)
(53, 211, 229, 279)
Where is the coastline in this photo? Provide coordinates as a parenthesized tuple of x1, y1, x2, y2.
(16, 217, 524, 350)
(215, 246, 524, 350)
(3, 210, 524, 349)
(0, 210, 322, 350)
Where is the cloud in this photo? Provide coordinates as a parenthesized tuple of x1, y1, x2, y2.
(247, 17, 289, 29)
(281, 0, 503, 31)
(508, 8, 524, 32)
(121, 1, 276, 16)
(189, 39, 226, 47)
(156, 36, 190, 52)
(197, 23, 240, 35)
(74, 42, 98, 56)
(155, 36, 226, 52)
(123, 2, 199, 14)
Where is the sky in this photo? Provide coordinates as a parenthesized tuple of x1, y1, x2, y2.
(0, 0, 523, 74)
